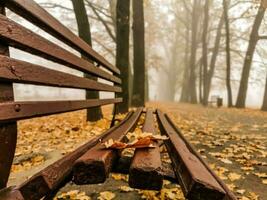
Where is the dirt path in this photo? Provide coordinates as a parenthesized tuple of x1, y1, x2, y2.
(8, 102, 267, 200)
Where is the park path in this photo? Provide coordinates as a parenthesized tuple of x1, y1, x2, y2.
(8, 102, 267, 200)
(148, 102, 267, 200)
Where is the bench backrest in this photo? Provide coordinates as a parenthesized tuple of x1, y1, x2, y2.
(0, 0, 122, 123)
(0, 0, 122, 189)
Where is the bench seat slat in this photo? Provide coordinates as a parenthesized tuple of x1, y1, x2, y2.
(5, 0, 120, 75)
(129, 109, 163, 190)
(0, 55, 121, 92)
(0, 98, 122, 123)
(73, 108, 143, 185)
(18, 113, 133, 200)
(156, 110, 226, 200)
(0, 14, 121, 84)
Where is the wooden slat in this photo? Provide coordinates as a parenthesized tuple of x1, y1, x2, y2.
(129, 109, 163, 190)
(73, 108, 143, 185)
(0, 55, 121, 92)
(0, 98, 122, 123)
(0, 14, 121, 84)
(18, 113, 132, 200)
(5, 0, 120, 75)
(156, 109, 226, 200)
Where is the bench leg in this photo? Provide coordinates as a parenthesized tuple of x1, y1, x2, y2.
(0, 123, 17, 189)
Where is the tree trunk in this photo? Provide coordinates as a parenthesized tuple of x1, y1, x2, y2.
(236, 4, 266, 108)
(199, 62, 203, 103)
(202, 0, 209, 106)
(188, 0, 200, 104)
(72, 0, 103, 121)
(116, 0, 130, 114)
(261, 73, 267, 111)
(204, 12, 224, 104)
(223, 0, 233, 107)
(132, 0, 145, 107)
(180, 12, 190, 102)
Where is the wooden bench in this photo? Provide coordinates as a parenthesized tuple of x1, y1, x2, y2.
(0, 1, 236, 200)
(208, 95, 223, 107)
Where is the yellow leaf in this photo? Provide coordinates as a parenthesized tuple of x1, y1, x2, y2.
(119, 186, 134, 192)
(97, 191, 115, 200)
(228, 173, 241, 181)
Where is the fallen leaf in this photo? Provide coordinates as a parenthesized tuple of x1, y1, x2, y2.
(119, 186, 134, 192)
(228, 173, 241, 181)
(97, 191, 115, 200)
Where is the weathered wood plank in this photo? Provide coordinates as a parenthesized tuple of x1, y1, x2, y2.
(0, 55, 121, 92)
(73, 108, 143, 185)
(156, 109, 227, 200)
(0, 14, 121, 84)
(5, 0, 120, 74)
(129, 109, 163, 190)
(18, 113, 132, 200)
(0, 98, 122, 123)
(0, 4, 17, 190)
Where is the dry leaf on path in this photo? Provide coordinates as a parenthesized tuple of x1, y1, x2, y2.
(228, 172, 241, 181)
(54, 190, 91, 200)
(97, 191, 115, 200)
(119, 186, 134, 192)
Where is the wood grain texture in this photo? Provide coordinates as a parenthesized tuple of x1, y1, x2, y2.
(129, 109, 163, 190)
(0, 55, 121, 92)
(0, 98, 122, 123)
(0, 14, 121, 84)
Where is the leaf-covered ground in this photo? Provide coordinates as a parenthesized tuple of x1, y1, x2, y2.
(8, 103, 267, 200)
(148, 102, 267, 200)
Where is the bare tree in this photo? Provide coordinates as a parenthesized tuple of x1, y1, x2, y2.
(72, 0, 103, 121)
(202, 0, 210, 106)
(132, 0, 145, 107)
(188, 0, 200, 104)
(223, 0, 233, 107)
(116, 0, 130, 113)
(180, 11, 191, 102)
(205, 12, 224, 104)
(236, 2, 266, 108)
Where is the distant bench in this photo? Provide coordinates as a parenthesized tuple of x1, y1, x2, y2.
(208, 95, 223, 107)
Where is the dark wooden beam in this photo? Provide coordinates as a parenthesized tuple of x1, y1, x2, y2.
(129, 109, 163, 190)
(0, 98, 122, 123)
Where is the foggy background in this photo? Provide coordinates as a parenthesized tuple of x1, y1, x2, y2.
(6, 0, 267, 108)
